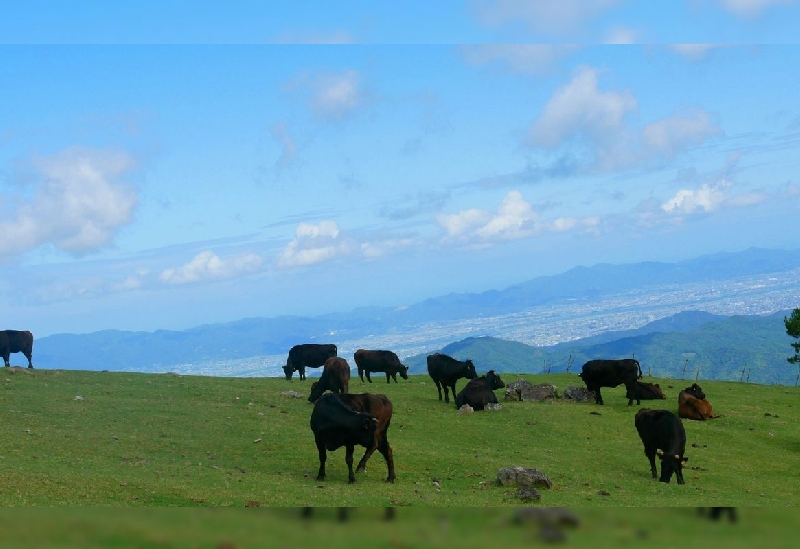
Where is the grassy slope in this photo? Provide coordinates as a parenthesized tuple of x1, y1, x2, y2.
(1, 368, 798, 508)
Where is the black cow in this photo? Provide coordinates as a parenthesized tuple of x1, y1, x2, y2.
(426, 353, 478, 403)
(634, 409, 688, 484)
(578, 358, 642, 405)
(454, 370, 506, 411)
(627, 381, 666, 403)
(284, 343, 337, 380)
(0, 330, 34, 368)
(353, 349, 409, 383)
(308, 357, 351, 403)
(309, 392, 395, 483)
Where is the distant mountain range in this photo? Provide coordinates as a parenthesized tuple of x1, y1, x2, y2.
(30, 247, 800, 384)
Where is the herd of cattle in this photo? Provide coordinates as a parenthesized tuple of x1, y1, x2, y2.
(0, 331, 722, 490)
(287, 344, 722, 487)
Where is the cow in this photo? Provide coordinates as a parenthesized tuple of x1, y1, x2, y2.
(353, 349, 409, 383)
(678, 383, 720, 420)
(634, 408, 688, 484)
(0, 330, 34, 368)
(426, 353, 478, 403)
(627, 381, 666, 403)
(301, 507, 396, 521)
(284, 343, 337, 381)
(309, 392, 395, 483)
(308, 357, 351, 403)
(454, 370, 506, 411)
(578, 358, 642, 405)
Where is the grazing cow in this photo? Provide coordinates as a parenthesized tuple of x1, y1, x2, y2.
(454, 370, 506, 411)
(308, 357, 351, 403)
(426, 353, 478, 403)
(0, 330, 34, 368)
(284, 343, 337, 381)
(578, 358, 642, 405)
(309, 392, 396, 483)
(353, 349, 409, 383)
(634, 409, 688, 484)
(627, 381, 666, 403)
(678, 383, 720, 420)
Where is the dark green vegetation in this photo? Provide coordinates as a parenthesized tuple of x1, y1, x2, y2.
(1, 368, 797, 508)
(0, 508, 797, 549)
(784, 308, 800, 364)
(405, 311, 799, 385)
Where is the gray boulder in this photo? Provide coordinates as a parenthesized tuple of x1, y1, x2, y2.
(563, 386, 595, 402)
(497, 466, 553, 489)
(505, 380, 559, 401)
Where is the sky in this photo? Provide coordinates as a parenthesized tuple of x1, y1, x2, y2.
(1, 0, 799, 337)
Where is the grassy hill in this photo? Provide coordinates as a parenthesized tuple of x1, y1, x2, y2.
(1, 367, 797, 510)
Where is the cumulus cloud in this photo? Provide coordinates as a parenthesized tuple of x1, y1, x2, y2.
(160, 250, 263, 285)
(641, 110, 722, 158)
(437, 191, 598, 244)
(277, 220, 355, 268)
(0, 147, 138, 258)
(471, 0, 621, 36)
(716, 0, 795, 18)
(528, 65, 637, 149)
(526, 67, 721, 171)
(460, 44, 579, 74)
(661, 181, 730, 214)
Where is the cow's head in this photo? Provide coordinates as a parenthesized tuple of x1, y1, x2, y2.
(464, 360, 478, 379)
(357, 415, 379, 448)
(399, 364, 409, 380)
(657, 449, 688, 484)
(283, 364, 295, 381)
(684, 383, 705, 400)
(308, 381, 322, 403)
(486, 370, 506, 390)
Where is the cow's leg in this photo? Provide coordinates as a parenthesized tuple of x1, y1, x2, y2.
(645, 450, 657, 479)
(434, 381, 443, 400)
(346, 444, 357, 483)
(25, 351, 33, 368)
(358, 367, 365, 383)
(676, 467, 685, 485)
(315, 439, 327, 481)
(377, 432, 396, 483)
(2, 354, 9, 367)
(356, 437, 378, 474)
(365, 370, 372, 383)
(299, 367, 306, 381)
(444, 383, 454, 403)
(592, 386, 603, 405)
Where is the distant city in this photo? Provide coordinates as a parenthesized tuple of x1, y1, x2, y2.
(167, 268, 800, 378)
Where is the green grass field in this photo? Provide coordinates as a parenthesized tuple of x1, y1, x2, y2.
(1, 367, 797, 509)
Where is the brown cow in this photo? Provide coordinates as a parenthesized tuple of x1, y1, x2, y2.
(678, 383, 720, 420)
(308, 357, 351, 403)
(310, 392, 395, 483)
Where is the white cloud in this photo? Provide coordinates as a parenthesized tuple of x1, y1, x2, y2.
(717, 0, 795, 19)
(437, 191, 597, 244)
(472, 0, 621, 36)
(661, 183, 729, 214)
(277, 220, 354, 268)
(160, 250, 263, 285)
(311, 70, 363, 120)
(0, 147, 138, 258)
(604, 26, 638, 44)
(460, 44, 579, 74)
(641, 110, 722, 158)
(669, 44, 724, 60)
(528, 66, 637, 149)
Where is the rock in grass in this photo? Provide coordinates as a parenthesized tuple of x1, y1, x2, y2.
(497, 466, 553, 489)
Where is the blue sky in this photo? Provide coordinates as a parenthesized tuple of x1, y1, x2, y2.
(1, 1, 799, 336)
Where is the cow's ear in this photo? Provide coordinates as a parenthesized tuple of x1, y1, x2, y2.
(362, 418, 373, 430)
(656, 449, 665, 457)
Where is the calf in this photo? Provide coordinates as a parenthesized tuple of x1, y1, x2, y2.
(308, 357, 351, 403)
(634, 409, 688, 484)
(353, 349, 409, 383)
(0, 330, 34, 368)
(678, 383, 719, 420)
(579, 358, 642, 405)
(427, 353, 478, 403)
(454, 370, 506, 411)
(310, 392, 395, 483)
(627, 381, 666, 403)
